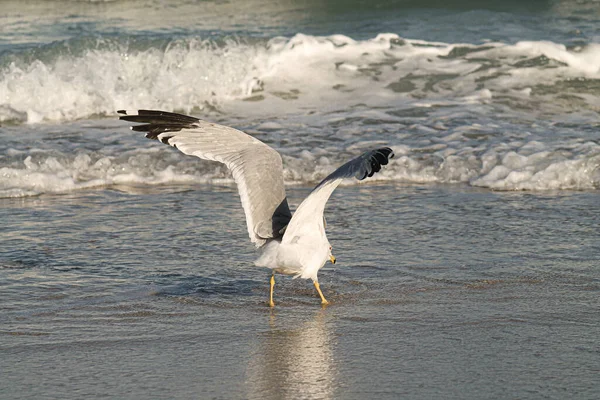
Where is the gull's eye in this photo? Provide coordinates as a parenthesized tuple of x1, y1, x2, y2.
(329, 246, 332, 250)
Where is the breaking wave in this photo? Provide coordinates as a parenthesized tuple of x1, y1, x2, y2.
(1, 135, 598, 198)
(1, 33, 600, 123)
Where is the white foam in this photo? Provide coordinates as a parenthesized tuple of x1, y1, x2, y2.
(2, 34, 600, 123)
(0, 38, 265, 123)
(471, 150, 600, 191)
(1, 33, 599, 195)
(1, 134, 598, 198)
(0, 152, 207, 198)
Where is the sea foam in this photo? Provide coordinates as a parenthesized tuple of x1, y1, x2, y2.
(1, 33, 600, 123)
(1, 133, 598, 198)
(1, 33, 598, 196)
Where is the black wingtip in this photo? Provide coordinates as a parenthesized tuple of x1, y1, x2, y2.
(313, 146, 395, 190)
(356, 147, 394, 180)
(118, 109, 200, 140)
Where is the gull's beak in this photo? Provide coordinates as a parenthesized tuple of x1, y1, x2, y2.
(329, 255, 336, 264)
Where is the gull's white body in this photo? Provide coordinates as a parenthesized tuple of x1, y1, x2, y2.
(119, 109, 393, 304)
(256, 226, 331, 281)
(254, 182, 338, 281)
(271, 180, 338, 280)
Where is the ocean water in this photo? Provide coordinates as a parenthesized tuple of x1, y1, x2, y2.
(1, 1, 599, 399)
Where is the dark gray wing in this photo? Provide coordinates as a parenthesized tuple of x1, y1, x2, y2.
(118, 110, 292, 247)
(282, 147, 394, 243)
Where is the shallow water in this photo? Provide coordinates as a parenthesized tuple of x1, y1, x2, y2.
(2, 185, 599, 399)
(1, 0, 600, 398)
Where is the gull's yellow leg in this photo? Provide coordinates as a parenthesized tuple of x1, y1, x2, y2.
(269, 274, 275, 307)
(313, 281, 330, 305)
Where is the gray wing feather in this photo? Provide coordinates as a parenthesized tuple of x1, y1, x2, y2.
(118, 110, 292, 247)
(283, 147, 394, 242)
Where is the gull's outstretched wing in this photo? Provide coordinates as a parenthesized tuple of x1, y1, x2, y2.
(282, 148, 394, 243)
(118, 110, 292, 247)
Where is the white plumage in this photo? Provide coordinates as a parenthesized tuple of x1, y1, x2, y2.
(119, 109, 394, 306)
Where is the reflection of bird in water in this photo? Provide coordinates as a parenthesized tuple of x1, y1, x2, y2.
(246, 311, 336, 399)
(119, 110, 393, 306)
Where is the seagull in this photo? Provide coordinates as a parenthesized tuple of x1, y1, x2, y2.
(118, 109, 394, 306)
